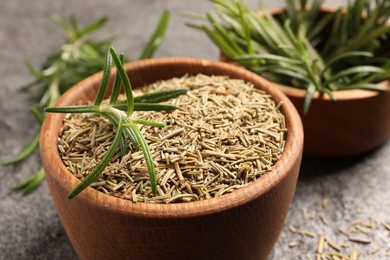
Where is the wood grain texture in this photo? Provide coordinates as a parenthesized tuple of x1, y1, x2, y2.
(277, 82, 390, 157)
(40, 58, 304, 260)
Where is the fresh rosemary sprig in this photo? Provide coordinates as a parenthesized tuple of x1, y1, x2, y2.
(185, 0, 390, 113)
(4, 10, 170, 194)
(45, 46, 187, 199)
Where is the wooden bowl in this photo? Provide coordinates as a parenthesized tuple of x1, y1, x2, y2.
(276, 82, 390, 157)
(40, 58, 303, 260)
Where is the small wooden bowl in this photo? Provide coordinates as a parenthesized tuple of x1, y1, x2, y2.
(276, 82, 390, 157)
(40, 58, 303, 260)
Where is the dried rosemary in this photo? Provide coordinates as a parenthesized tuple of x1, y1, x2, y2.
(46, 46, 187, 199)
(58, 74, 287, 203)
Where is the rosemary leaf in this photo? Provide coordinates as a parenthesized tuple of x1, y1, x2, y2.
(324, 66, 386, 87)
(12, 168, 45, 195)
(322, 88, 336, 101)
(133, 88, 188, 103)
(50, 13, 72, 31)
(109, 53, 125, 104)
(110, 47, 134, 116)
(2, 132, 40, 165)
(134, 103, 177, 111)
(95, 46, 113, 105)
(100, 112, 140, 151)
(31, 107, 44, 125)
(251, 66, 309, 82)
(128, 122, 157, 195)
(120, 133, 129, 159)
(45, 105, 100, 113)
(336, 83, 389, 92)
(78, 17, 109, 36)
(124, 128, 140, 152)
(139, 10, 170, 60)
(113, 102, 176, 111)
(237, 1, 253, 54)
(323, 51, 373, 74)
(130, 119, 165, 128)
(200, 24, 240, 58)
(343, 26, 390, 53)
(235, 54, 302, 65)
(303, 83, 316, 115)
(25, 60, 47, 80)
(208, 14, 245, 55)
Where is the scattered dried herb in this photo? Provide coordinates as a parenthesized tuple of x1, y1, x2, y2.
(58, 74, 287, 203)
(285, 197, 390, 259)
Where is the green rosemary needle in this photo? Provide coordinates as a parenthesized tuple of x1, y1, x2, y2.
(45, 46, 186, 198)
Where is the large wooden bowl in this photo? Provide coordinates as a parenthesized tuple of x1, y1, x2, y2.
(40, 58, 303, 260)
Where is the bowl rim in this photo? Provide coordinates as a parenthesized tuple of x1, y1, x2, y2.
(274, 81, 390, 101)
(40, 57, 303, 218)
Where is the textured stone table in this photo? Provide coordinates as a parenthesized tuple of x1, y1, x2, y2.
(1, 0, 389, 259)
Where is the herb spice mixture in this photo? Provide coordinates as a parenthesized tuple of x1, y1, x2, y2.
(58, 74, 287, 203)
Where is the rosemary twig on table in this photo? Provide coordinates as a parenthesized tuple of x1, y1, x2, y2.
(3, 10, 170, 195)
(45, 46, 187, 198)
(185, 0, 390, 113)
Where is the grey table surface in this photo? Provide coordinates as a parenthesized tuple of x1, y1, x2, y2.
(1, 0, 389, 259)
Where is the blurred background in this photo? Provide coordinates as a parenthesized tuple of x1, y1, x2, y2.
(1, 0, 389, 259)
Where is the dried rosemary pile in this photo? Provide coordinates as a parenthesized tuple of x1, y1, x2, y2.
(58, 74, 286, 203)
